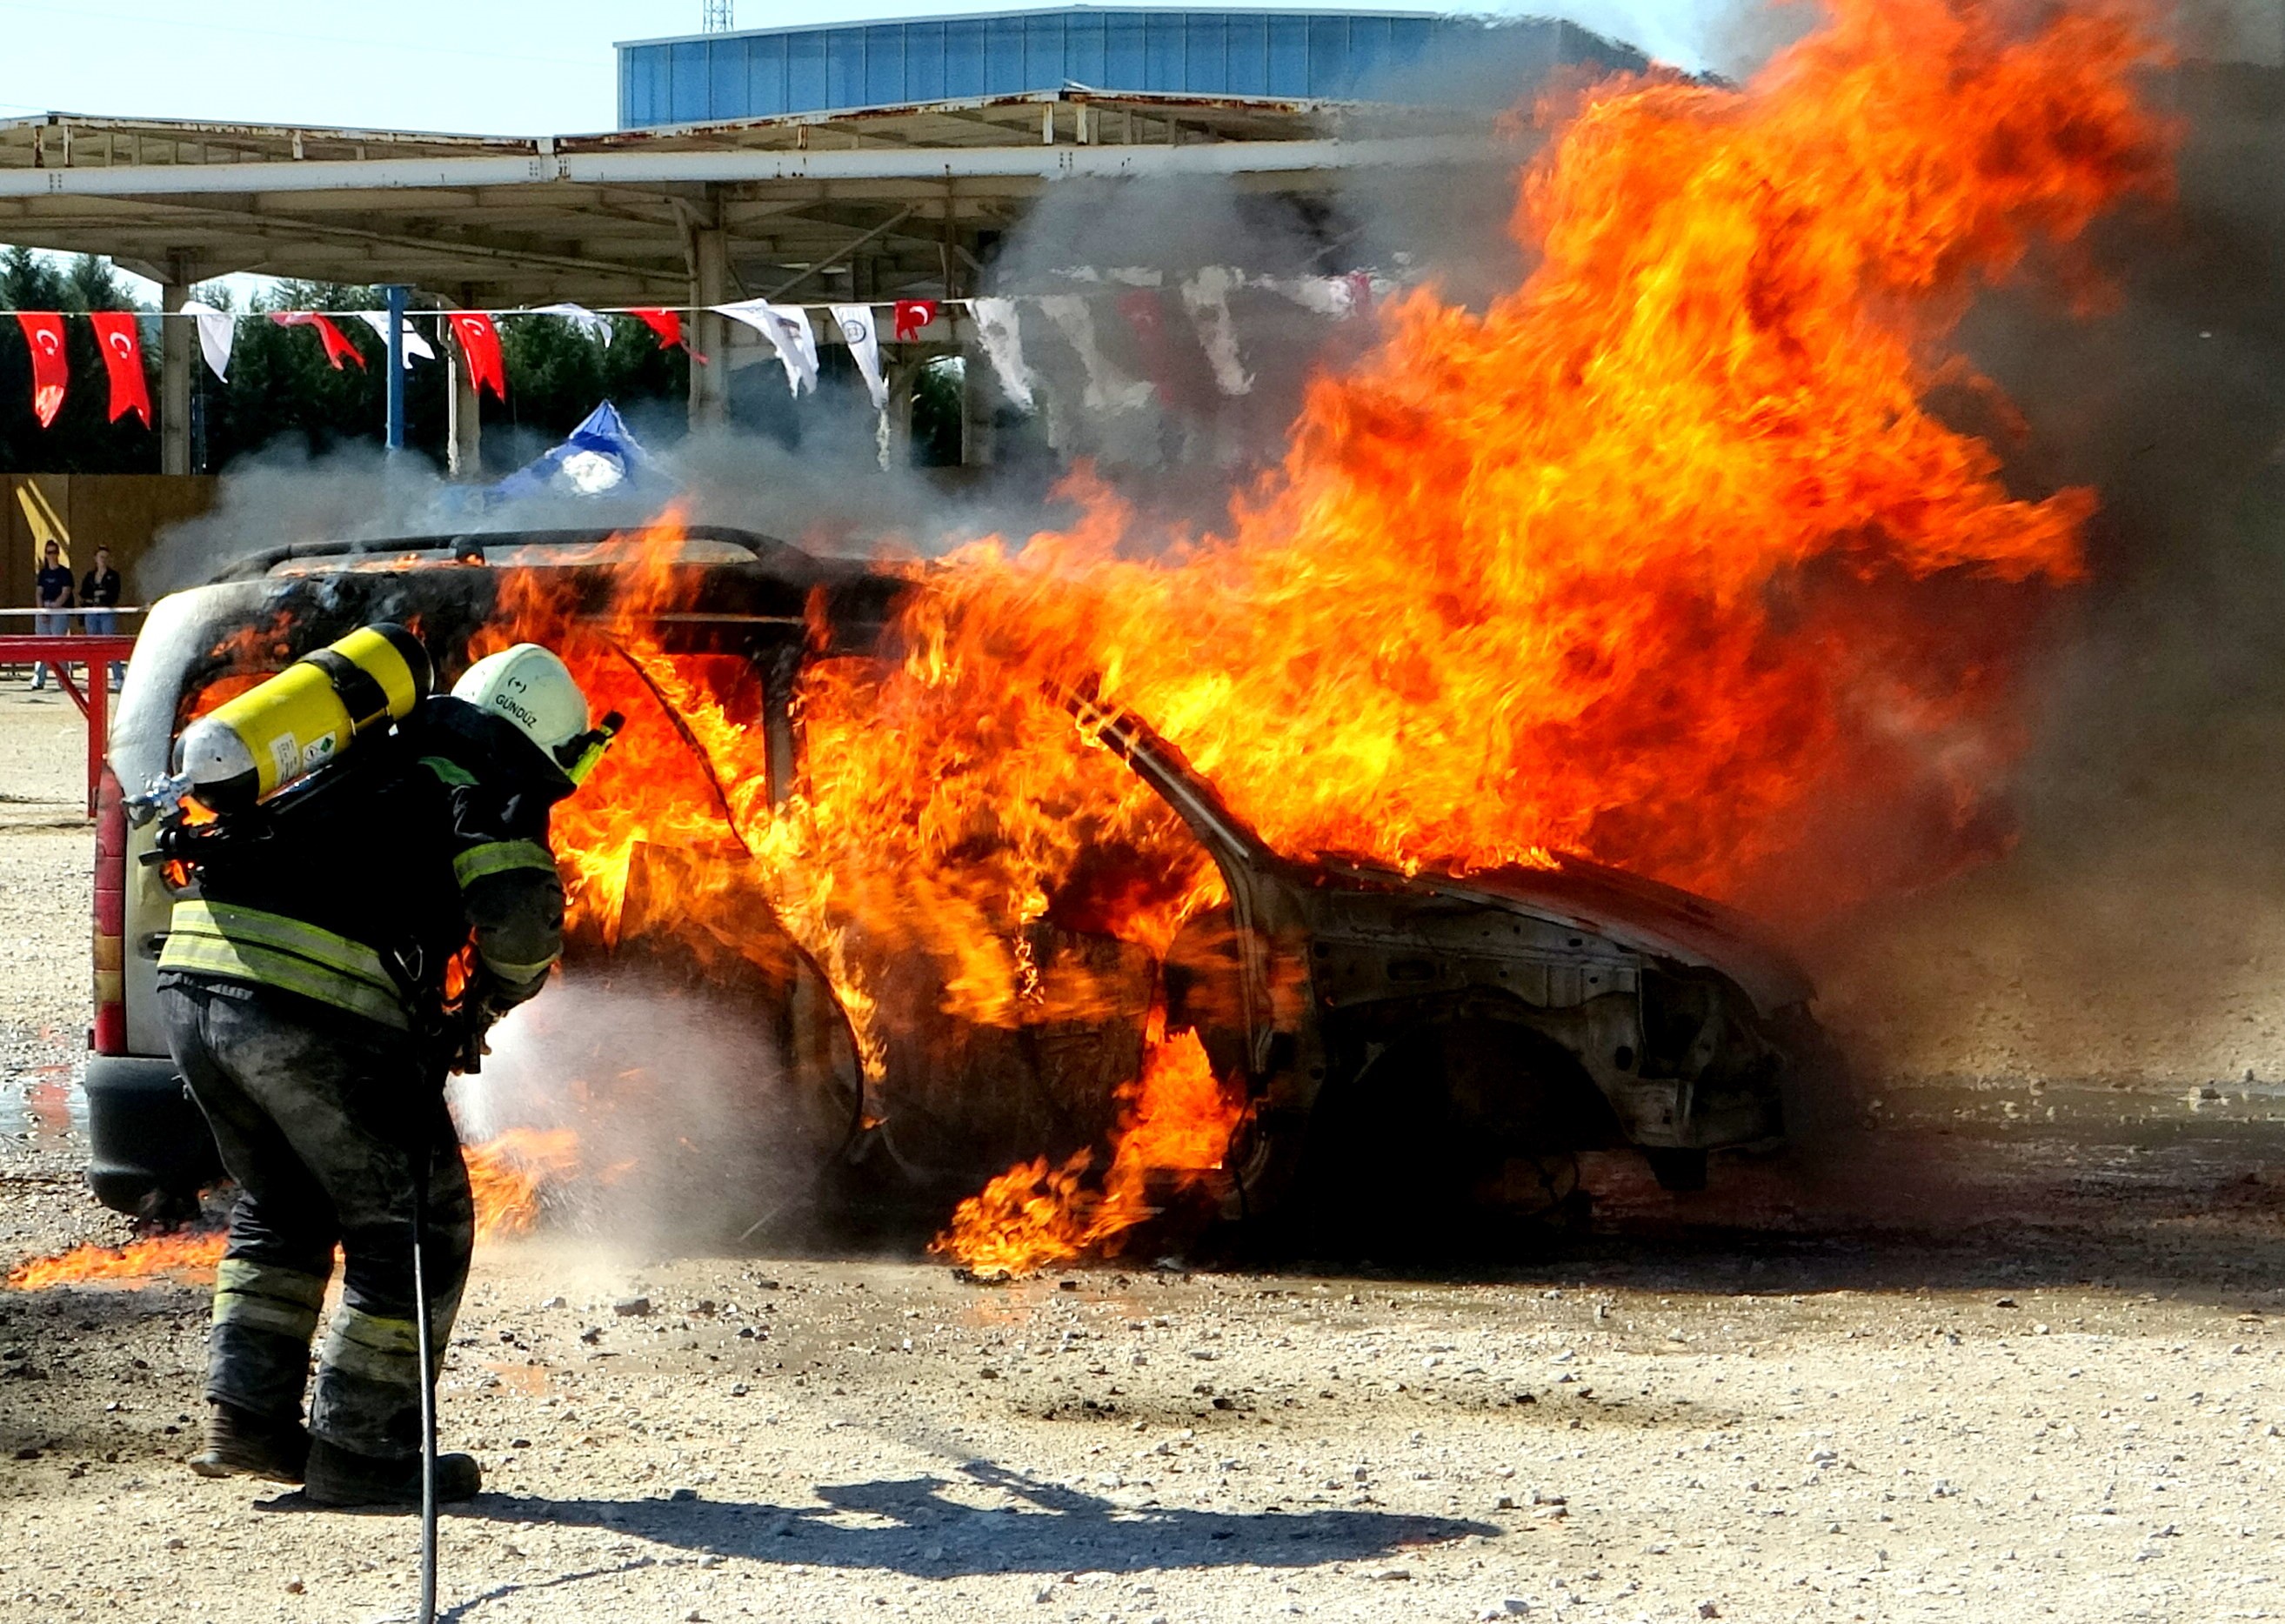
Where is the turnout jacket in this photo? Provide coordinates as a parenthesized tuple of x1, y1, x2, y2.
(157, 696, 569, 1033)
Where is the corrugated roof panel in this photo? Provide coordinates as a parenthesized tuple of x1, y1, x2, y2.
(617, 8, 1643, 126)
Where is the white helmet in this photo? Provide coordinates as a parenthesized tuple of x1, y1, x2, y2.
(452, 644, 590, 770)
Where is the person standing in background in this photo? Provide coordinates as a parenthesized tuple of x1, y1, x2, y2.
(30, 538, 72, 692)
(78, 545, 124, 689)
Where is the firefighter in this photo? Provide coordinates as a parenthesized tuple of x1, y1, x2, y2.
(156, 641, 597, 1507)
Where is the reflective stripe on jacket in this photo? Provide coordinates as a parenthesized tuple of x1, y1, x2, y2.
(158, 898, 410, 1031)
(451, 839, 556, 891)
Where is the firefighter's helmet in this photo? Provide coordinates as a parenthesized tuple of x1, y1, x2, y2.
(453, 645, 591, 771)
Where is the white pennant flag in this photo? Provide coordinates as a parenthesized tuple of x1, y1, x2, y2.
(177, 299, 235, 381)
(531, 302, 613, 344)
(829, 303, 888, 411)
(717, 299, 818, 395)
(1180, 267, 1253, 397)
(1039, 295, 1152, 412)
(968, 297, 1035, 411)
(1278, 275, 1361, 317)
(353, 311, 437, 368)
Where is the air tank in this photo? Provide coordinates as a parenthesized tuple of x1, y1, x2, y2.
(172, 623, 431, 810)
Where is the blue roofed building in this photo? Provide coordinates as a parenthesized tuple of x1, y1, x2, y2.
(617, 7, 1642, 126)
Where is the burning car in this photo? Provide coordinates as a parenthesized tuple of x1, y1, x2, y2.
(85, 525, 1822, 1260)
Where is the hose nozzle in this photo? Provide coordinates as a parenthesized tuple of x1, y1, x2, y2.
(559, 711, 624, 787)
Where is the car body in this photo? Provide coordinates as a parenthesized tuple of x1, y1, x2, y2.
(86, 528, 1821, 1243)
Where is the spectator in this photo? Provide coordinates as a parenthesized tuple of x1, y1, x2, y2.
(79, 545, 124, 689)
(30, 539, 71, 692)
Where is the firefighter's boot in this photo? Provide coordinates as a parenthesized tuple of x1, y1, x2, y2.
(187, 1400, 311, 1482)
(304, 1438, 482, 1507)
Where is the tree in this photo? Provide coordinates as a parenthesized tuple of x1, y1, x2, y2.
(495, 313, 685, 450)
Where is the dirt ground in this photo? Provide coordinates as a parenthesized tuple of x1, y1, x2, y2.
(11, 686, 2285, 1623)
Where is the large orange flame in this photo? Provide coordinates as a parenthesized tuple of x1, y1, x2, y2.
(932, 1022, 1244, 1277)
(4, 1233, 226, 1292)
(901, 0, 2161, 921)
(467, 0, 2163, 1277)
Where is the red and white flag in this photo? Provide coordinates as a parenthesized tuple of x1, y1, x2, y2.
(631, 308, 692, 356)
(271, 311, 367, 371)
(892, 299, 939, 343)
(89, 312, 150, 427)
(15, 311, 65, 426)
(447, 312, 507, 401)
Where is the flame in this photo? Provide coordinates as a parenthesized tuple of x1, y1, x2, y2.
(138, 0, 2161, 1280)
(822, 0, 2164, 1269)
(456, 0, 2166, 1277)
(177, 611, 297, 728)
(6, 1133, 580, 1289)
(4, 1233, 226, 1291)
(871, 0, 2165, 928)
(931, 1023, 1244, 1277)
(464, 1126, 584, 1240)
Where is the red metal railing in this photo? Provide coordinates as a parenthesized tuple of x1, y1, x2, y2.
(0, 631, 141, 816)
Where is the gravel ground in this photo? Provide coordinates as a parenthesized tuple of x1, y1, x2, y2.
(10, 688, 2285, 1623)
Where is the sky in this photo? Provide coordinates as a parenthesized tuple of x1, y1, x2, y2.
(0, 0, 1723, 136)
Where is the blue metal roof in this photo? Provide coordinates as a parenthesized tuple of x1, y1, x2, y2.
(616, 8, 1640, 127)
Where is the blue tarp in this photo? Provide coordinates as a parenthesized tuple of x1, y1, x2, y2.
(482, 400, 656, 505)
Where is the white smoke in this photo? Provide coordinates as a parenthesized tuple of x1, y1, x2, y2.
(453, 968, 852, 1250)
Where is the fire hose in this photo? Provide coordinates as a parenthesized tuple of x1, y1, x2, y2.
(411, 1131, 439, 1624)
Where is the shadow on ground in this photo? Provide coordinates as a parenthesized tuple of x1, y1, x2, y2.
(424, 1458, 1489, 1615)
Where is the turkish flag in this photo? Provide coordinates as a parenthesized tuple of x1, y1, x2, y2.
(892, 300, 939, 343)
(448, 312, 507, 401)
(89, 312, 151, 427)
(631, 308, 686, 352)
(15, 312, 66, 427)
(270, 311, 368, 371)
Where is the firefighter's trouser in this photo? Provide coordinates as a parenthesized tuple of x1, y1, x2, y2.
(159, 977, 472, 1460)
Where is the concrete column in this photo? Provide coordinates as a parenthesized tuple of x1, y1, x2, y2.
(447, 344, 482, 479)
(158, 260, 191, 476)
(687, 221, 731, 431)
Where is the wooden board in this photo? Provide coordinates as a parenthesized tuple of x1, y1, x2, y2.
(3, 475, 217, 618)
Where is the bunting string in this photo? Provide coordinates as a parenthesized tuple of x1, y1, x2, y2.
(0, 271, 1386, 430)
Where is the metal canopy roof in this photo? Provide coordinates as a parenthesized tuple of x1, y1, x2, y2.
(613, 8, 1639, 127)
(0, 91, 1493, 305)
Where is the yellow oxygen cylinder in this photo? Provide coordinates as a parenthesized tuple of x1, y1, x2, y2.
(173, 623, 431, 810)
